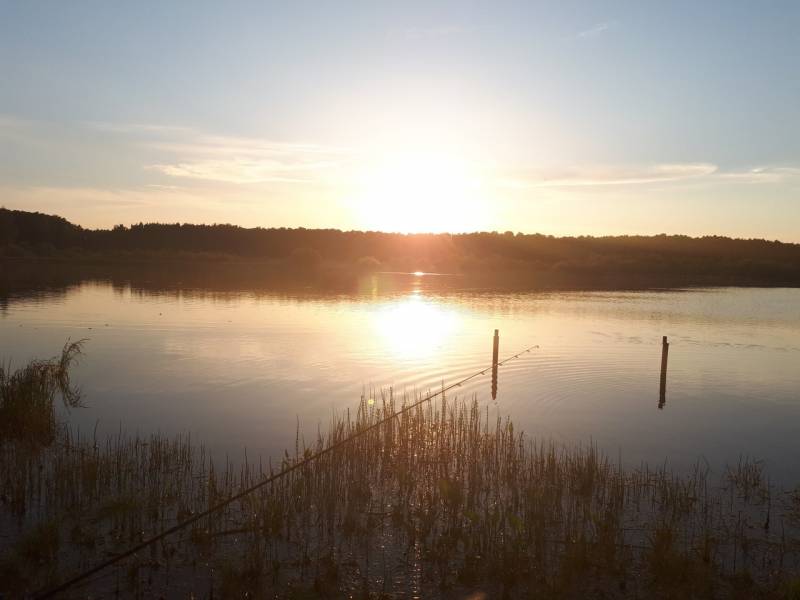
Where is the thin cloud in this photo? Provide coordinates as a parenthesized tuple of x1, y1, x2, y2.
(148, 136, 348, 185)
(87, 121, 194, 136)
(88, 123, 351, 185)
(501, 163, 718, 189)
(576, 21, 614, 39)
(145, 183, 184, 191)
(716, 166, 800, 184)
(501, 163, 800, 190)
(150, 157, 340, 185)
(11, 116, 800, 193)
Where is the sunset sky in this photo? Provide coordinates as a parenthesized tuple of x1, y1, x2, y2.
(1, 1, 799, 239)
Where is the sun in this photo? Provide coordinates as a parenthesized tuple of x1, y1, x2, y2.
(354, 152, 486, 233)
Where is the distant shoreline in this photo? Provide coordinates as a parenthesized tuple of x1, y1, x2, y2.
(3, 207, 800, 290)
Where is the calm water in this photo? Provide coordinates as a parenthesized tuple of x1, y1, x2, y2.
(2, 277, 800, 481)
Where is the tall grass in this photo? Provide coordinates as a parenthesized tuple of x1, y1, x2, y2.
(0, 340, 83, 445)
(1, 352, 799, 598)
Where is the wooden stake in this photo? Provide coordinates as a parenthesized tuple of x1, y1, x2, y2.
(492, 329, 499, 400)
(659, 336, 669, 409)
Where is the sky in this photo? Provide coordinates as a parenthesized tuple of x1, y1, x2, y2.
(1, 1, 799, 239)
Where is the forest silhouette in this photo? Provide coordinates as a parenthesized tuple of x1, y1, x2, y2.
(2, 207, 800, 289)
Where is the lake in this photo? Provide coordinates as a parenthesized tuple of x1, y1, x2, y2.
(2, 275, 799, 482)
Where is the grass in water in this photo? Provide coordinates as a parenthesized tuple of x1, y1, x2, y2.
(0, 340, 84, 445)
(1, 349, 799, 598)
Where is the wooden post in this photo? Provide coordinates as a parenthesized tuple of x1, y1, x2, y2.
(491, 329, 499, 400)
(659, 336, 669, 409)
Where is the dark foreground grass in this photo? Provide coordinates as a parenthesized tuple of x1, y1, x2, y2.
(0, 341, 83, 445)
(1, 353, 800, 598)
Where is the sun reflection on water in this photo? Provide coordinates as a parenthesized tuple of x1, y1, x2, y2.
(371, 294, 461, 361)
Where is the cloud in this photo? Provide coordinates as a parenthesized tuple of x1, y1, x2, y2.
(500, 163, 800, 191)
(576, 22, 614, 39)
(87, 121, 194, 136)
(148, 137, 348, 184)
(716, 166, 800, 184)
(87, 122, 351, 185)
(150, 156, 340, 185)
(9, 115, 800, 196)
(500, 163, 718, 189)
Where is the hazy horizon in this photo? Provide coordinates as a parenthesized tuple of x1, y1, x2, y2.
(7, 205, 800, 244)
(2, 1, 799, 240)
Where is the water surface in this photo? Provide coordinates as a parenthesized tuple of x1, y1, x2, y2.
(2, 277, 799, 481)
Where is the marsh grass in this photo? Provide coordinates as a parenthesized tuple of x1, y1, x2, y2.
(1, 358, 800, 598)
(0, 340, 83, 445)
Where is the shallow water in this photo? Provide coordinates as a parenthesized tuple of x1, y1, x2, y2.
(2, 275, 799, 481)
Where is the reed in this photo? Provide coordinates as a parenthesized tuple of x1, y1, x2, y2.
(0, 340, 83, 445)
(1, 354, 799, 598)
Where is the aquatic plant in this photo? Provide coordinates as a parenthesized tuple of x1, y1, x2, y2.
(1, 350, 799, 598)
(0, 340, 83, 445)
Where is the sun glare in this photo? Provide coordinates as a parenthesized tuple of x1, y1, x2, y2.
(371, 294, 461, 361)
(355, 152, 486, 233)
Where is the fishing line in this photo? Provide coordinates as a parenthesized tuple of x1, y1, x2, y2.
(34, 343, 538, 599)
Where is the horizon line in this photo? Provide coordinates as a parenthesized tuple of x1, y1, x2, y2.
(2, 206, 798, 246)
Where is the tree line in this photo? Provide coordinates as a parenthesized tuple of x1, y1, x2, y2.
(2, 207, 800, 287)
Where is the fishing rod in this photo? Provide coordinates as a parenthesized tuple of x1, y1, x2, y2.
(34, 342, 538, 599)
